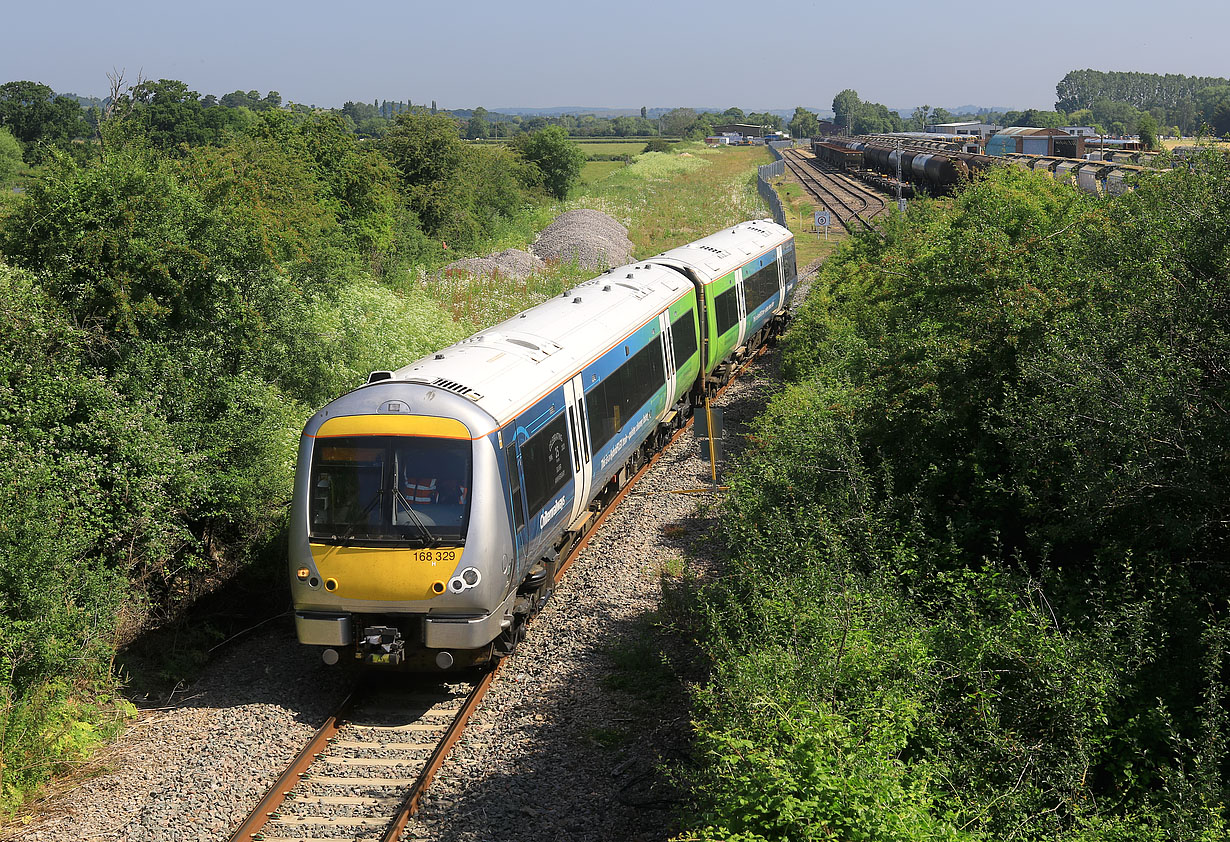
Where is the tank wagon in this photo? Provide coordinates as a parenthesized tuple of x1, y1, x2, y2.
(290, 221, 797, 670)
(813, 137, 997, 193)
(815, 137, 1162, 198)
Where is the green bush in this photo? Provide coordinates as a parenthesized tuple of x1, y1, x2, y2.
(680, 158, 1230, 840)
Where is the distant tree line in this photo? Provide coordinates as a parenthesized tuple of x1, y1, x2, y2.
(0, 77, 808, 172)
(1056, 68, 1230, 135)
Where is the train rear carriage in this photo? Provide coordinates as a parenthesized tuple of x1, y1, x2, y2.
(652, 221, 796, 389)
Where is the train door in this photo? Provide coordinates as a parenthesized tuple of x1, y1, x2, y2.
(734, 268, 749, 349)
(660, 312, 677, 404)
(563, 374, 592, 525)
(502, 427, 527, 568)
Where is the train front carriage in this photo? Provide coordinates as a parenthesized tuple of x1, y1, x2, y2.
(290, 263, 704, 670)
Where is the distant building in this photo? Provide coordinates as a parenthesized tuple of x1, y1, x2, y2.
(986, 127, 1082, 157)
(712, 123, 768, 138)
(1062, 126, 1099, 137)
(927, 120, 1000, 138)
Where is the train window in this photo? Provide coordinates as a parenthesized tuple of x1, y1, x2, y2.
(782, 243, 797, 288)
(742, 260, 780, 313)
(714, 287, 738, 335)
(308, 435, 471, 545)
(505, 440, 525, 533)
(522, 413, 571, 518)
(671, 309, 697, 368)
(586, 334, 666, 451)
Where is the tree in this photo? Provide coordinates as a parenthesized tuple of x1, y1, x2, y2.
(788, 107, 820, 140)
(0, 127, 22, 183)
(382, 112, 473, 238)
(514, 126, 584, 200)
(661, 107, 698, 137)
(1137, 113, 1159, 150)
(1091, 99, 1142, 134)
(909, 104, 933, 131)
(465, 106, 490, 140)
(0, 81, 89, 162)
(832, 89, 862, 134)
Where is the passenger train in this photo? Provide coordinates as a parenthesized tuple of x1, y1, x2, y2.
(290, 221, 797, 670)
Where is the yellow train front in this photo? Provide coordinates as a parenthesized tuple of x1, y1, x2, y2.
(289, 387, 519, 671)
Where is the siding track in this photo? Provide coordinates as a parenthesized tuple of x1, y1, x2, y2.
(780, 147, 889, 232)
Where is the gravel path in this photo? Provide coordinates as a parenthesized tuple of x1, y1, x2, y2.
(9, 262, 817, 842)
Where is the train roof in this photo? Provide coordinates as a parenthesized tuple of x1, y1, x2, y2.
(314, 220, 793, 438)
(650, 219, 790, 282)
(385, 262, 693, 430)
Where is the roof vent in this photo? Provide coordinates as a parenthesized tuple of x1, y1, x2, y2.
(626, 273, 634, 279)
(433, 378, 483, 402)
(603, 285, 612, 291)
(367, 370, 394, 384)
(434, 354, 445, 360)
(573, 296, 583, 304)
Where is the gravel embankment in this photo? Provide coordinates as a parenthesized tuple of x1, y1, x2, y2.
(530, 209, 635, 270)
(440, 209, 634, 281)
(10, 262, 816, 842)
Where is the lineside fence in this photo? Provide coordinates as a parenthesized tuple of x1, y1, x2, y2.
(757, 139, 807, 226)
(757, 158, 787, 226)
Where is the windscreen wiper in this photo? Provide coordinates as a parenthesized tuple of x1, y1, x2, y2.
(334, 491, 382, 544)
(393, 487, 442, 546)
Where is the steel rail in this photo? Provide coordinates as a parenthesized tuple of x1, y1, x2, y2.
(225, 688, 359, 841)
(803, 156, 893, 222)
(789, 148, 890, 223)
(226, 338, 777, 842)
(379, 672, 497, 840)
(780, 150, 878, 233)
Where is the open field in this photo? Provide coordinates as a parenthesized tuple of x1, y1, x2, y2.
(574, 140, 660, 158)
(416, 144, 774, 328)
(574, 143, 772, 256)
(1162, 137, 1230, 149)
(579, 160, 626, 184)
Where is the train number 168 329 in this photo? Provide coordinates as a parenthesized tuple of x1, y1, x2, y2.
(412, 548, 459, 564)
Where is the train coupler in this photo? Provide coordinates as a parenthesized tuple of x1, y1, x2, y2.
(360, 625, 405, 666)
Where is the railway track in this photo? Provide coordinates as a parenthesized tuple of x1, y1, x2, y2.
(226, 346, 770, 842)
(780, 148, 889, 233)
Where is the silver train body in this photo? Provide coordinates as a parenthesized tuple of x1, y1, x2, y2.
(290, 220, 797, 669)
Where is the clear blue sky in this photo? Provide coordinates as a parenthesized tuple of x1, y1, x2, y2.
(5, 0, 1228, 113)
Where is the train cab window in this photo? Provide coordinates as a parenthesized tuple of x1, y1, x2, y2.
(522, 413, 571, 517)
(586, 334, 665, 451)
(309, 436, 471, 545)
(714, 287, 739, 335)
(782, 243, 797, 289)
(670, 309, 698, 368)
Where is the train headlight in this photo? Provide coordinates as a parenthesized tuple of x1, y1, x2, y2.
(447, 567, 482, 593)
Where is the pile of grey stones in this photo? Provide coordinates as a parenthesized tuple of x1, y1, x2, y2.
(440, 209, 635, 280)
